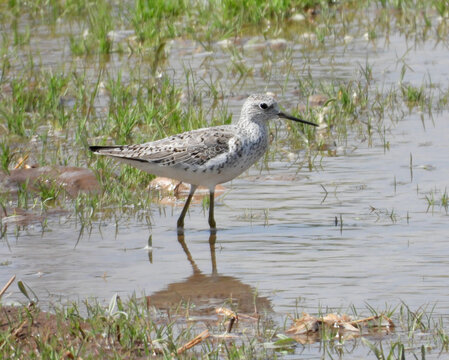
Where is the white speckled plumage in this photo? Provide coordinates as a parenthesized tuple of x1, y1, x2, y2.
(90, 94, 317, 230)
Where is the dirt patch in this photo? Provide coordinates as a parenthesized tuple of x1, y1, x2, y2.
(0, 166, 100, 197)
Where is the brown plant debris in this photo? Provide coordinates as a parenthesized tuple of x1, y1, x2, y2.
(216, 307, 239, 333)
(286, 312, 394, 338)
(216, 306, 259, 321)
(216, 307, 238, 320)
(0, 275, 16, 300)
(176, 329, 210, 355)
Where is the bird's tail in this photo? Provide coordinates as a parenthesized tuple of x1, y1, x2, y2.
(89, 145, 124, 154)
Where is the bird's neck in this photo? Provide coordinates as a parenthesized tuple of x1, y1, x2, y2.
(237, 118, 269, 140)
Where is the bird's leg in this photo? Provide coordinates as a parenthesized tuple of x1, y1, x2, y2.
(177, 184, 198, 229)
(209, 230, 217, 275)
(208, 188, 216, 230)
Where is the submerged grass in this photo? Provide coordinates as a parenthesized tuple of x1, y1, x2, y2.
(0, 294, 275, 359)
(1, 294, 448, 359)
(69, 0, 114, 55)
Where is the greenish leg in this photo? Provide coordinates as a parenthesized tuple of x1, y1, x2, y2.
(208, 189, 216, 229)
(177, 185, 198, 229)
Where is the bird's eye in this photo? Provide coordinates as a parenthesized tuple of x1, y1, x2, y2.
(259, 103, 268, 110)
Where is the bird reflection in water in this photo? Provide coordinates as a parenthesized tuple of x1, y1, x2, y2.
(146, 230, 272, 315)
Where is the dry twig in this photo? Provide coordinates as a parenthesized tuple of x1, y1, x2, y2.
(176, 329, 210, 355)
(0, 275, 16, 300)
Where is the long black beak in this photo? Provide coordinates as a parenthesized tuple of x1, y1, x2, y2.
(278, 111, 318, 127)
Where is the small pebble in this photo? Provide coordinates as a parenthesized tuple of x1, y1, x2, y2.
(291, 13, 306, 22)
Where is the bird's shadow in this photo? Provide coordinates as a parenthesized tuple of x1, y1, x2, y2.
(146, 229, 272, 315)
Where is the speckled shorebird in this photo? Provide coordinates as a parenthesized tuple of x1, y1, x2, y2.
(89, 94, 317, 230)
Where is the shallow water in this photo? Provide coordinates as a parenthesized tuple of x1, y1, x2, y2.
(3, 106, 449, 313)
(1, 8, 449, 358)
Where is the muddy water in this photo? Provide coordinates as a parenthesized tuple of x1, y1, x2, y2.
(1, 18, 449, 329)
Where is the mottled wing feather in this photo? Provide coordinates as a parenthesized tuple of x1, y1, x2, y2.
(96, 127, 236, 168)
